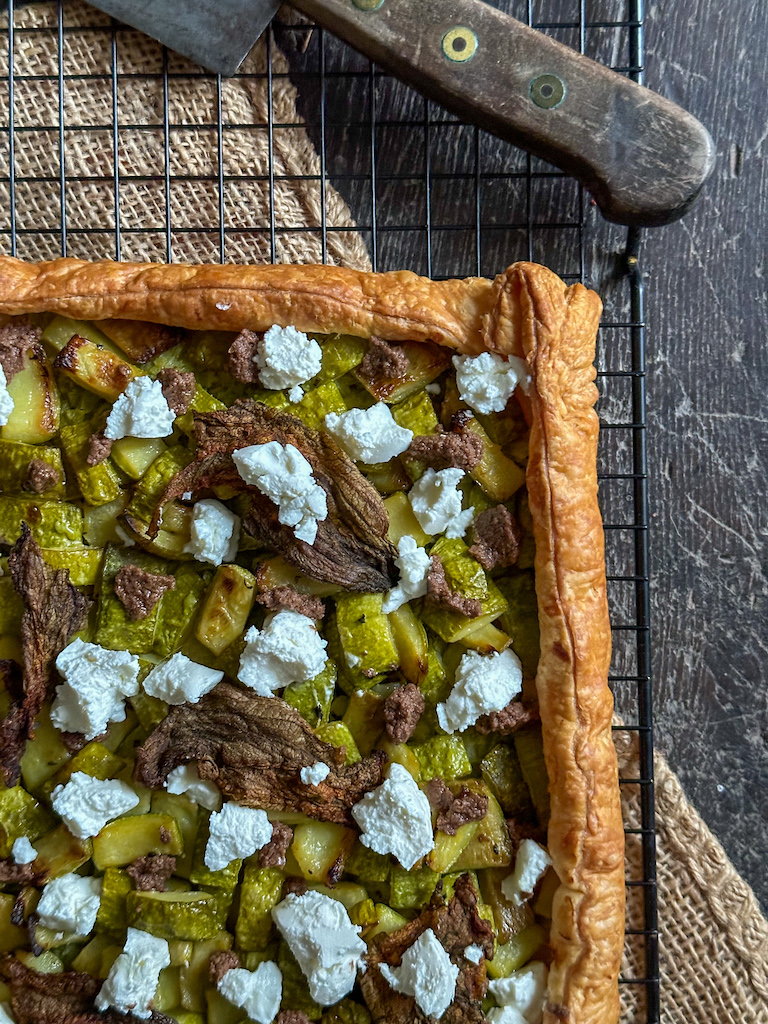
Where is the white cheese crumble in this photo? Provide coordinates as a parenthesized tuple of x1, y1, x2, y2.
(51, 638, 140, 740)
(272, 890, 366, 1006)
(0, 365, 14, 426)
(408, 467, 475, 539)
(0, 1001, 14, 1024)
(489, 961, 548, 1024)
(501, 839, 552, 906)
(351, 762, 434, 869)
(464, 944, 484, 964)
(380, 928, 459, 1019)
(11, 837, 36, 864)
(238, 610, 328, 696)
(36, 874, 102, 937)
(52, 772, 140, 839)
(436, 648, 523, 734)
(184, 498, 240, 565)
(166, 763, 222, 812)
(324, 403, 413, 464)
(143, 653, 223, 705)
(96, 927, 170, 1019)
(233, 441, 328, 545)
(486, 1007, 528, 1024)
(255, 324, 322, 398)
(300, 762, 330, 786)
(104, 376, 176, 440)
(452, 351, 531, 414)
(218, 962, 282, 1024)
(381, 535, 431, 613)
(204, 802, 273, 871)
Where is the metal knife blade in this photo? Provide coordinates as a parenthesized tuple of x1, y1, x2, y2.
(88, 0, 282, 76)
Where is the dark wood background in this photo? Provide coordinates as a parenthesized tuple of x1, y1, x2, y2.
(286, 0, 767, 912)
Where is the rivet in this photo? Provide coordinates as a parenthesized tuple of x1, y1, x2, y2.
(530, 73, 566, 109)
(441, 26, 478, 63)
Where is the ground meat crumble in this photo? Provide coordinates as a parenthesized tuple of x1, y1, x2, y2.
(258, 821, 293, 869)
(275, 1012, 311, 1024)
(474, 698, 539, 736)
(425, 778, 489, 836)
(156, 367, 196, 416)
(0, 322, 40, 381)
(113, 564, 176, 621)
(255, 585, 325, 621)
(208, 949, 241, 986)
(425, 556, 483, 618)
(383, 682, 425, 744)
(469, 504, 521, 572)
(406, 429, 484, 473)
(126, 853, 176, 892)
(227, 329, 262, 383)
(359, 335, 409, 380)
(86, 432, 113, 466)
(24, 459, 61, 494)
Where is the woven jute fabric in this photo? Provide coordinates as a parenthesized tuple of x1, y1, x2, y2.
(2, 4, 766, 1022)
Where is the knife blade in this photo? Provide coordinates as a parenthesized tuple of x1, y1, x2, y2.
(85, 0, 714, 226)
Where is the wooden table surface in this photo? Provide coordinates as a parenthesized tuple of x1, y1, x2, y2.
(288, 0, 767, 912)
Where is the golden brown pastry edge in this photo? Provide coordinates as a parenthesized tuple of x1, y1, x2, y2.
(0, 255, 624, 1024)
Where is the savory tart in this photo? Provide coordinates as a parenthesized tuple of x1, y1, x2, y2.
(0, 257, 624, 1024)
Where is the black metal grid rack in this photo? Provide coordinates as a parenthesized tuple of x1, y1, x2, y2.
(1, 0, 659, 1019)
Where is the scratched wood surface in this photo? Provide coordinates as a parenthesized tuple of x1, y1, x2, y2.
(284, 0, 767, 911)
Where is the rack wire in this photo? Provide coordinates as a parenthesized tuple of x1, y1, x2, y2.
(1, 0, 659, 1019)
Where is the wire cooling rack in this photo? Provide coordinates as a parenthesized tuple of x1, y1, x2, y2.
(1, 0, 659, 1019)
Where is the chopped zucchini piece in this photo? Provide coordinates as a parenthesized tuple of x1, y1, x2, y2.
(412, 735, 472, 782)
(513, 723, 550, 828)
(341, 689, 384, 756)
(1, 343, 60, 444)
(283, 660, 337, 727)
(315, 333, 368, 382)
(486, 922, 547, 979)
(389, 865, 440, 909)
(0, 439, 64, 496)
(383, 490, 430, 547)
(0, 786, 55, 856)
(0, 893, 30, 952)
(33, 825, 92, 878)
(53, 334, 137, 400)
(377, 740, 421, 781)
(43, 741, 125, 800)
(278, 940, 322, 1020)
(179, 932, 233, 1012)
(121, 502, 193, 560)
(253, 555, 341, 599)
(344, 842, 391, 885)
(111, 436, 167, 479)
(320, 998, 373, 1024)
(291, 821, 356, 884)
(60, 422, 122, 506)
(41, 315, 116, 354)
(20, 709, 72, 794)
(95, 867, 133, 941)
(452, 783, 513, 871)
(421, 577, 508, 644)
(0, 496, 83, 548)
(354, 339, 450, 404)
(83, 494, 129, 547)
(41, 545, 103, 586)
(293, 381, 347, 430)
(388, 603, 428, 685)
(426, 820, 479, 873)
(306, 881, 368, 913)
(480, 744, 536, 820)
(97, 319, 181, 363)
(195, 564, 257, 655)
(188, 817, 241, 894)
(126, 445, 194, 524)
(463, 416, 526, 502)
(153, 564, 210, 657)
(129, 689, 169, 733)
(154, 966, 182, 1011)
(459, 619, 511, 654)
(71, 933, 123, 978)
(314, 721, 361, 765)
(235, 866, 284, 951)
(150, 791, 200, 880)
(0, 576, 22, 634)
(478, 867, 534, 943)
(16, 950, 64, 974)
(497, 570, 541, 678)
(175, 383, 226, 435)
(430, 536, 488, 601)
(95, 546, 168, 654)
(391, 389, 440, 437)
(126, 889, 229, 941)
(333, 593, 399, 691)
(92, 813, 183, 870)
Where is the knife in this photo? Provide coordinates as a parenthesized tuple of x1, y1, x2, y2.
(87, 0, 715, 227)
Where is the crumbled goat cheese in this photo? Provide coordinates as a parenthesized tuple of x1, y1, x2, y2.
(452, 351, 531, 414)
(166, 763, 222, 811)
(501, 840, 553, 906)
(238, 610, 327, 696)
(11, 837, 36, 864)
(351, 762, 434, 869)
(324, 403, 413, 464)
(255, 324, 322, 396)
(464, 944, 484, 964)
(408, 467, 475, 539)
(184, 498, 240, 565)
(143, 653, 223, 705)
(36, 874, 102, 937)
(233, 441, 328, 545)
(52, 772, 140, 839)
(96, 928, 170, 1019)
(489, 961, 548, 1024)
(486, 1007, 528, 1024)
(300, 762, 330, 786)
(380, 928, 459, 1019)
(218, 962, 282, 1024)
(437, 648, 523, 734)
(0, 365, 14, 426)
(51, 638, 140, 740)
(272, 890, 366, 1006)
(381, 535, 431, 612)
(0, 1001, 14, 1024)
(204, 802, 273, 871)
(104, 376, 176, 440)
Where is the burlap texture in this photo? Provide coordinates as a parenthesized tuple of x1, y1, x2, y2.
(1, 4, 766, 1022)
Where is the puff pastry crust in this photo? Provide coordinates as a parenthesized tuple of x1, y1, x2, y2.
(0, 255, 624, 1024)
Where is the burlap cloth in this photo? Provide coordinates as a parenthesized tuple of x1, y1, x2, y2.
(1, 4, 766, 1021)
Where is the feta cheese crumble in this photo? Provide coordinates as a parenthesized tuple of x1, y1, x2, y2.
(238, 610, 328, 696)
(233, 441, 328, 545)
(143, 652, 223, 705)
(489, 961, 548, 1024)
(381, 535, 431, 613)
(36, 874, 102, 937)
(51, 638, 140, 740)
(0, 1001, 14, 1024)
(351, 762, 434, 869)
(96, 928, 170, 1019)
(255, 324, 322, 399)
(0, 365, 14, 426)
(464, 944, 484, 964)
(324, 403, 413, 464)
(272, 890, 366, 1005)
(52, 772, 140, 839)
(184, 498, 240, 565)
(218, 962, 282, 1024)
(300, 762, 330, 786)
(486, 1007, 528, 1024)
(436, 648, 523, 734)
(501, 839, 552, 906)
(380, 928, 459, 1019)
(166, 763, 222, 811)
(104, 376, 175, 440)
(452, 351, 531, 414)
(408, 467, 474, 539)
(11, 837, 36, 864)
(204, 802, 273, 871)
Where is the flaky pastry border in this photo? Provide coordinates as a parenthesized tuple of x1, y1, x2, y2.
(0, 255, 624, 1024)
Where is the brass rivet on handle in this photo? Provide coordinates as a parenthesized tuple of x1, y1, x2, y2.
(530, 73, 566, 109)
(352, 0, 385, 9)
(442, 26, 478, 63)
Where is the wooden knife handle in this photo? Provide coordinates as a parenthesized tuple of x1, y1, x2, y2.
(288, 0, 715, 226)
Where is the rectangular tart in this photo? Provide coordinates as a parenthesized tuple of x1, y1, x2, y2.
(0, 256, 624, 1024)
